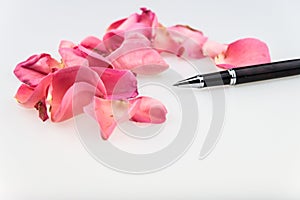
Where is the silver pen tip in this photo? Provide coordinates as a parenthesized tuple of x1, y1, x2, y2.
(172, 80, 191, 88)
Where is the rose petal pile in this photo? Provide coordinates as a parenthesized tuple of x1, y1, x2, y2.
(13, 8, 271, 139)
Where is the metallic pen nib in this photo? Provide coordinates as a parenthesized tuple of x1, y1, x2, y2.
(172, 81, 189, 87)
(172, 75, 205, 88)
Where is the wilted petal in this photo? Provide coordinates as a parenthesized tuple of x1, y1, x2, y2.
(15, 74, 52, 108)
(34, 99, 49, 121)
(14, 54, 60, 87)
(214, 38, 271, 69)
(51, 66, 107, 122)
(129, 96, 167, 124)
(107, 33, 169, 75)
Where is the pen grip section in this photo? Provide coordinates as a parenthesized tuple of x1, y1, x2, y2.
(203, 71, 231, 87)
(235, 59, 300, 84)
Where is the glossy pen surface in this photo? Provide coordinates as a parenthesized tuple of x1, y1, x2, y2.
(173, 59, 300, 88)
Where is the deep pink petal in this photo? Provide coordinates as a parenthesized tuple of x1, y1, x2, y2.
(107, 33, 169, 75)
(15, 74, 52, 108)
(103, 8, 158, 51)
(128, 96, 167, 124)
(14, 54, 59, 87)
(91, 67, 138, 99)
(106, 8, 158, 33)
(214, 38, 271, 69)
(106, 18, 128, 32)
(51, 66, 107, 122)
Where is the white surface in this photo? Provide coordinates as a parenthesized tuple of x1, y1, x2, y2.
(1, 0, 300, 199)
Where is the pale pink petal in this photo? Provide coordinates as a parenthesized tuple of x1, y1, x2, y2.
(89, 97, 118, 140)
(59, 40, 75, 49)
(202, 39, 228, 58)
(153, 25, 208, 58)
(214, 38, 271, 69)
(107, 33, 169, 75)
(129, 96, 167, 124)
(91, 67, 138, 99)
(14, 74, 52, 108)
(14, 54, 60, 87)
(152, 25, 184, 56)
(51, 66, 107, 122)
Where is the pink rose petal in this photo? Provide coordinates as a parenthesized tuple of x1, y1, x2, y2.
(77, 45, 111, 68)
(152, 25, 184, 56)
(80, 36, 102, 51)
(59, 39, 111, 68)
(214, 38, 271, 69)
(87, 97, 118, 140)
(14, 54, 60, 87)
(50, 66, 107, 122)
(103, 8, 158, 51)
(51, 66, 138, 122)
(15, 74, 52, 108)
(91, 67, 138, 99)
(59, 40, 89, 67)
(202, 39, 228, 58)
(129, 96, 167, 124)
(106, 7, 158, 35)
(107, 33, 169, 75)
(153, 25, 208, 58)
(84, 95, 167, 140)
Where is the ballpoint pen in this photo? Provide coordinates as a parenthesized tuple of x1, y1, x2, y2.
(173, 59, 300, 88)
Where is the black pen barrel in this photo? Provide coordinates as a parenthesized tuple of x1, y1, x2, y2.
(234, 59, 300, 84)
(174, 59, 300, 89)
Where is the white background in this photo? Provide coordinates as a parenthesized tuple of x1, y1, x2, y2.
(1, 0, 300, 199)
